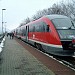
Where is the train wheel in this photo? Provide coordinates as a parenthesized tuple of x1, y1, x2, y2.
(38, 44, 43, 50)
(34, 42, 37, 48)
(35, 43, 42, 50)
(36, 43, 40, 50)
(34, 42, 45, 52)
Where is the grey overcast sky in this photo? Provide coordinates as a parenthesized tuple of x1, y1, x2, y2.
(0, 0, 67, 31)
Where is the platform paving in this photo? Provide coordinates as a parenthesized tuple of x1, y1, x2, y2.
(0, 37, 55, 75)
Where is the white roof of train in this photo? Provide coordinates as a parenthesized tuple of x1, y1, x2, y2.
(46, 14, 68, 20)
(16, 14, 69, 29)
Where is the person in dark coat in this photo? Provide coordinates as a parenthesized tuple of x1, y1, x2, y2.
(9, 33, 14, 39)
(9, 33, 12, 39)
(11, 33, 14, 39)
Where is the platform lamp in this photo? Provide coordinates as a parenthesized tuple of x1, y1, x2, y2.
(2, 9, 6, 34)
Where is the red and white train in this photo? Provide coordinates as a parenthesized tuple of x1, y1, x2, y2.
(14, 14, 75, 56)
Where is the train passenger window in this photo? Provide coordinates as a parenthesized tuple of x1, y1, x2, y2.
(33, 26, 35, 32)
(42, 22, 50, 32)
(29, 25, 32, 32)
(22, 28, 26, 36)
(39, 25, 45, 32)
(35, 26, 39, 32)
(37, 22, 45, 32)
(29, 26, 30, 32)
(29, 22, 50, 32)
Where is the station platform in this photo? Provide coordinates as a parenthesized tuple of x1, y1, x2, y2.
(0, 36, 55, 75)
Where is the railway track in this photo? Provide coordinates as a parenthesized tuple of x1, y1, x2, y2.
(34, 48, 75, 71)
(53, 56, 75, 71)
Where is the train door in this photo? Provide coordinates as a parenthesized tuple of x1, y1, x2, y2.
(26, 26, 29, 42)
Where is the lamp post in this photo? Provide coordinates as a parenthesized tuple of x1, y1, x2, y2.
(4, 22, 7, 33)
(2, 9, 6, 34)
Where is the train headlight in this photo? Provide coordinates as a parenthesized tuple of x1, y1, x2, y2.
(72, 39, 75, 43)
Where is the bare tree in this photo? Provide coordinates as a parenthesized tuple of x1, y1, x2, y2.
(24, 17, 31, 24)
(21, 0, 75, 26)
(72, 0, 75, 3)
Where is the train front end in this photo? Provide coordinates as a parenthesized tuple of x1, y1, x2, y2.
(51, 16, 75, 56)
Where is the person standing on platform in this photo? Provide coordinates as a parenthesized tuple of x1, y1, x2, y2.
(9, 33, 14, 39)
(9, 33, 12, 39)
(11, 33, 14, 39)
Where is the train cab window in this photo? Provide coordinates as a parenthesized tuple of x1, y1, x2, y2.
(46, 25, 49, 32)
(41, 22, 51, 32)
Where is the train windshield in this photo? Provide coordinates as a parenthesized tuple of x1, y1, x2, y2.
(51, 18, 74, 29)
(52, 18, 75, 39)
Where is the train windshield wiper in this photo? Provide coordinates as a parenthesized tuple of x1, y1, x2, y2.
(68, 21, 75, 29)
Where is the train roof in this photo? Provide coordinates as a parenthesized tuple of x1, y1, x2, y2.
(16, 14, 69, 29)
(45, 14, 68, 20)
